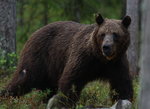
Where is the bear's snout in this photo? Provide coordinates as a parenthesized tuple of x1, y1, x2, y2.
(102, 44, 112, 56)
(101, 34, 117, 60)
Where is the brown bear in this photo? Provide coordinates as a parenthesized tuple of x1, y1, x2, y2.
(0, 14, 133, 108)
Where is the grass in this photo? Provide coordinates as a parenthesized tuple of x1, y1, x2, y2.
(0, 73, 140, 109)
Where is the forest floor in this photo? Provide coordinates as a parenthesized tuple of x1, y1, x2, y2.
(0, 73, 139, 109)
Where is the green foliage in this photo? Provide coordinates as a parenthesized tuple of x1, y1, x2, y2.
(0, 90, 48, 109)
(0, 50, 17, 74)
(78, 81, 111, 107)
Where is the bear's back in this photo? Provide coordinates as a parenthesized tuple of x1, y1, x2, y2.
(18, 21, 92, 86)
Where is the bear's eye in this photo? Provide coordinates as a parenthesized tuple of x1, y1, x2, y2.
(113, 33, 119, 41)
(101, 33, 105, 38)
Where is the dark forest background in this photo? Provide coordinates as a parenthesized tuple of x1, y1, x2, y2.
(16, 0, 123, 53)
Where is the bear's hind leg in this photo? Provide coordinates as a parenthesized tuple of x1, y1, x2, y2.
(0, 69, 33, 97)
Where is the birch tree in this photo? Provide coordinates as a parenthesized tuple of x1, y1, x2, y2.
(139, 0, 150, 108)
(126, 0, 139, 76)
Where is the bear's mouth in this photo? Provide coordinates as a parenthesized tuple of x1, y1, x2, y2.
(105, 54, 115, 60)
(102, 52, 116, 60)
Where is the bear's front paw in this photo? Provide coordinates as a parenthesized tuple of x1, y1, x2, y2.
(46, 94, 70, 109)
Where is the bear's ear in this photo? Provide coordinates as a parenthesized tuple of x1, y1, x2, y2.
(122, 16, 131, 28)
(95, 13, 104, 25)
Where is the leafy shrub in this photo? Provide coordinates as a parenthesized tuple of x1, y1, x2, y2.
(0, 50, 17, 74)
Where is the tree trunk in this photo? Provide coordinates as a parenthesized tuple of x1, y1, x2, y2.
(0, 0, 16, 69)
(139, 0, 150, 108)
(121, 0, 126, 18)
(42, 0, 49, 25)
(18, 0, 25, 26)
(73, 0, 82, 22)
(64, 0, 83, 22)
(126, 0, 139, 76)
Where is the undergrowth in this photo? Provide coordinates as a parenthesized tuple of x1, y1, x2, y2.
(0, 73, 139, 109)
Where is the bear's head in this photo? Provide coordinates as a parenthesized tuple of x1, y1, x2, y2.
(93, 14, 131, 61)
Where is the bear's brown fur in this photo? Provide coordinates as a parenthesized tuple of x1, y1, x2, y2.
(1, 14, 133, 108)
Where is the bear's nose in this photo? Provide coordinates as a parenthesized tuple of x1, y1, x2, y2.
(102, 45, 112, 56)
